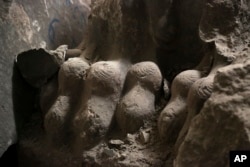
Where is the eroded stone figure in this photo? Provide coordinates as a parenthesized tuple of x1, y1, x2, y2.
(116, 62, 162, 133)
(15, 0, 206, 164)
(158, 46, 213, 142)
(72, 60, 126, 151)
(42, 0, 166, 153)
(40, 56, 162, 152)
(44, 58, 90, 147)
(14, 0, 250, 166)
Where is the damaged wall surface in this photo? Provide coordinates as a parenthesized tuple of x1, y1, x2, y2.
(1, 0, 250, 167)
(0, 0, 90, 157)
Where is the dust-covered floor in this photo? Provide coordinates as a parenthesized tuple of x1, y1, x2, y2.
(19, 98, 173, 167)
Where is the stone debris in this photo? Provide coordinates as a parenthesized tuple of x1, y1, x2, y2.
(138, 130, 150, 144)
(48, 45, 68, 65)
(125, 133, 136, 144)
(11, 0, 250, 167)
(119, 153, 127, 161)
(102, 148, 119, 158)
(108, 139, 124, 148)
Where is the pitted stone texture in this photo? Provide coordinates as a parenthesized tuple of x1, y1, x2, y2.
(73, 61, 126, 151)
(44, 58, 89, 146)
(57, 57, 89, 93)
(116, 62, 162, 133)
(200, 0, 250, 62)
(175, 62, 250, 167)
(157, 50, 213, 144)
(13, 0, 250, 167)
(158, 70, 202, 142)
(174, 73, 215, 154)
(0, 0, 89, 157)
(173, 52, 227, 152)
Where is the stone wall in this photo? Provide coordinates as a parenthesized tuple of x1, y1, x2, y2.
(0, 0, 90, 157)
(1, 0, 250, 166)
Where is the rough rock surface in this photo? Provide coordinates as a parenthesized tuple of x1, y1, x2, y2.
(173, 0, 250, 166)
(81, 121, 170, 167)
(0, 0, 90, 158)
(2, 0, 250, 167)
(16, 46, 67, 88)
(116, 62, 162, 133)
(44, 57, 90, 147)
(175, 61, 250, 167)
(73, 60, 126, 152)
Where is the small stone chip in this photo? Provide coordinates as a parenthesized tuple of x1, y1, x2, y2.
(119, 153, 127, 161)
(109, 139, 124, 146)
(138, 130, 150, 144)
(126, 133, 135, 144)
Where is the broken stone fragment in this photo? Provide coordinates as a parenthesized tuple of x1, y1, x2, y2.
(119, 153, 127, 161)
(175, 62, 250, 167)
(108, 139, 124, 148)
(48, 45, 68, 65)
(138, 130, 150, 144)
(174, 53, 228, 153)
(125, 133, 135, 145)
(163, 79, 170, 99)
(157, 51, 213, 143)
(16, 45, 68, 88)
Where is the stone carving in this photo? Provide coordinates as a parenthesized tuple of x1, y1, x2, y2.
(11, 0, 250, 166)
(116, 62, 162, 133)
(158, 68, 203, 142)
(174, 51, 231, 152)
(44, 57, 90, 147)
(173, 0, 250, 166)
(73, 60, 126, 151)
(0, 0, 90, 163)
(175, 60, 250, 167)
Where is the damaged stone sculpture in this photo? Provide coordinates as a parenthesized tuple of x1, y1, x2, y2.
(116, 62, 162, 133)
(173, 0, 250, 166)
(11, 0, 250, 166)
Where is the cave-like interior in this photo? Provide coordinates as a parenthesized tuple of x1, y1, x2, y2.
(0, 0, 250, 167)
